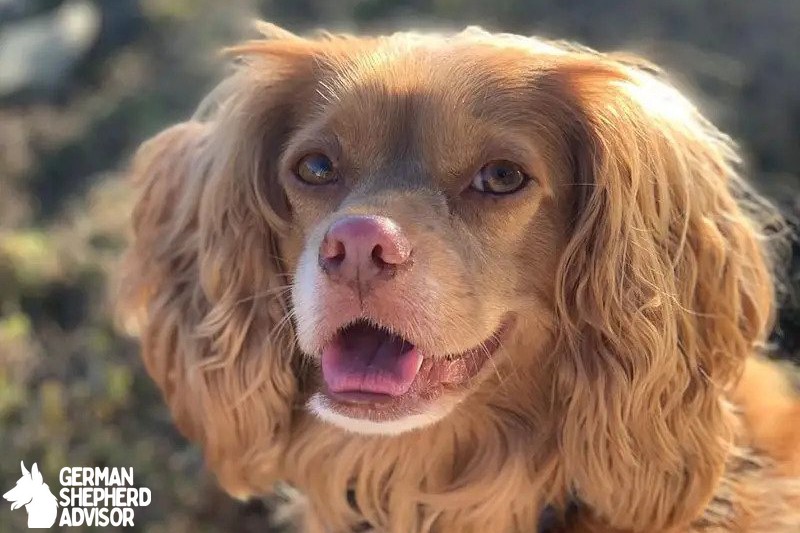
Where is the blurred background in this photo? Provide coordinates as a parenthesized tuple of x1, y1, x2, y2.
(0, 0, 798, 531)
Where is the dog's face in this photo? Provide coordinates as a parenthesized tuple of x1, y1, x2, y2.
(3, 463, 44, 510)
(278, 41, 571, 433)
(123, 25, 776, 528)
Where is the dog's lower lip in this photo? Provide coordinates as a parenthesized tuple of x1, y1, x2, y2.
(328, 391, 395, 405)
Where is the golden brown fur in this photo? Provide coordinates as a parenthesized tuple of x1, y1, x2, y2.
(118, 24, 800, 532)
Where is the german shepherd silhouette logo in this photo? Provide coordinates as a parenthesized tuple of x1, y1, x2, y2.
(3, 462, 58, 528)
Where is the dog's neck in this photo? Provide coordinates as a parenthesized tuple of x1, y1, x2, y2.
(281, 336, 570, 532)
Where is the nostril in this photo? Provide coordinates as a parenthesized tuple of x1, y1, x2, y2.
(328, 249, 346, 266)
(373, 237, 411, 266)
(326, 240, 346, 261)
(319, 237, 346, 272)
(371, 244, 390, 269)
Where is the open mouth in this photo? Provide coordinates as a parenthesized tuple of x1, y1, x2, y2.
(317, 317, 512, 419)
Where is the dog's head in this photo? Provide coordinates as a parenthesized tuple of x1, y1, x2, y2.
(120, 24, 776, 530)
(4, 462, 46, 510)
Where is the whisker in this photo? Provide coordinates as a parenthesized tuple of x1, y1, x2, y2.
(232, 284, 293, 306)
(270, 306, 297, 340)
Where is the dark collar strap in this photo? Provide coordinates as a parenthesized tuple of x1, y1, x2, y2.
(538, 499, 581, 532)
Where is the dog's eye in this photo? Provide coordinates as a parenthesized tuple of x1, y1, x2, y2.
(471, 160, 529, 195)
(295, 153, 336, 185)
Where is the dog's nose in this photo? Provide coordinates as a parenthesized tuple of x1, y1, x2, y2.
(319, 215, 412, 286)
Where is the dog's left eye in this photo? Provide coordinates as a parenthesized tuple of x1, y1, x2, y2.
(470, 160, 530, 195)
(295, 153, 336, 185)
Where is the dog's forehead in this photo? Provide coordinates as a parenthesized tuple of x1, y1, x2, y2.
(320, 40, 541, 120)
(306, 41, 549, 189)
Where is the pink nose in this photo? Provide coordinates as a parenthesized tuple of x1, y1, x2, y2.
(319, 215, 412, 287)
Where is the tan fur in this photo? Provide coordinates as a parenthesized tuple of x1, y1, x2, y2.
(731, 357, 800, 476)
(118, 25, 800, 532)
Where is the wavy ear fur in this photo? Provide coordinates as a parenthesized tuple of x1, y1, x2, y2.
(552, 60, 775, 530)
(118, 35, 320, 498)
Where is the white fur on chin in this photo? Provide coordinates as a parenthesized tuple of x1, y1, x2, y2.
(307, 393, 452, 436)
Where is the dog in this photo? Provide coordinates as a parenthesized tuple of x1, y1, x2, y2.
(3, 462, 58, 528)
(119, 23, 800, 532)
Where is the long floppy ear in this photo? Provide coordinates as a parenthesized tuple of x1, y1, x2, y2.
(552, 59, 776, 530)
(118, 28, 320, 498)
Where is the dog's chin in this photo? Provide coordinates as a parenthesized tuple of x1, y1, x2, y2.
(308, 392, 459, 436)
(306, 317, 513, 436)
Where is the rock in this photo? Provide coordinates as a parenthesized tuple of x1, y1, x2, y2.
(0, 0, 100, 99)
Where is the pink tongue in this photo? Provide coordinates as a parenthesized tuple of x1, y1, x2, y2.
(321, 322, 423, 397)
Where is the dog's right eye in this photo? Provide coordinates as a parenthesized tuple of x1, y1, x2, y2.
(295, 153, 336, 185)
